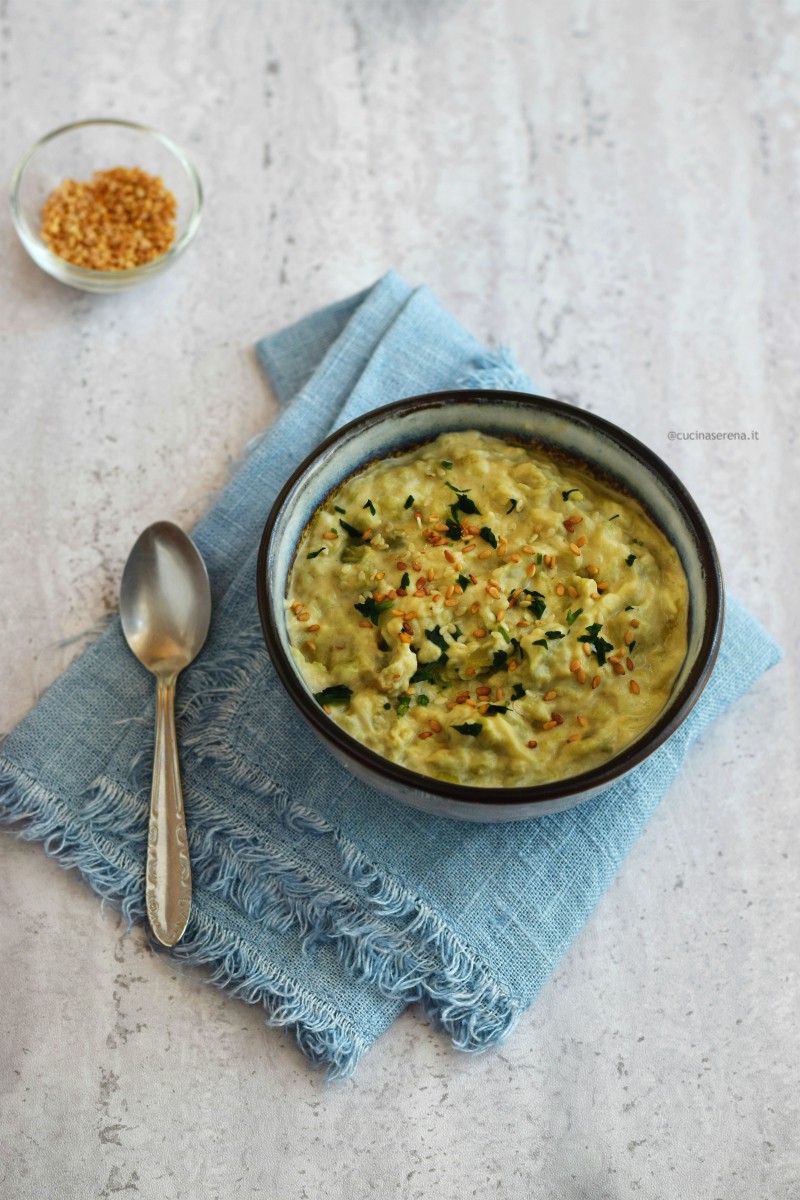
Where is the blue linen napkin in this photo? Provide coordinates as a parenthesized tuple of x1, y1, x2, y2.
(0, 272, 783, 1077)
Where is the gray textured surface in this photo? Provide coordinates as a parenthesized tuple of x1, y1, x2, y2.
(1, 2, 798, 1197)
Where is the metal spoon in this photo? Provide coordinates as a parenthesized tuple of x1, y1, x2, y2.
(120, 521, 212, 947)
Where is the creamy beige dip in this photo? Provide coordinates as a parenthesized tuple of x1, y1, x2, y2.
(286, 431, 688, 787)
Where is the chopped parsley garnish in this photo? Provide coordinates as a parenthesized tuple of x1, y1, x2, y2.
(545, 630, 565, 640)
(339, 518, 364, 539)
(533, 638, 549, 649)
(624, 605, 635, 611)
(506, 498, 518, 514)
(492, 638, 522, 670)
(416, 695, 430, 707)
(313, 685, 352, 707)
(498, 625, 511, 644)
(625, 553, 637, 567)
(363, 499, 376, 515)
(457, 573, 472, 590)
(609, 514, 620, 521)
(404, 495, 415, 509)
(396, 696, 411, 717)
(631, 538, 644, 546)
(334, 505, 346, 514)
(566, 607, 583, 625)
(479, 526, 497, 548)
(577, 622, 614, 666)
(562, 488, 579, 501)
(410, 656, 448, 685)
(445, 481, 471, 495)
(425, 626, 449, 653)
(441, 460, 453, 470)
(354, 596, 394, 625)
(524, 589, 546, 620)
(444, 519, 463, 541)
(537, 552, 543, 564)
(453, 626, 463, 639)
(511, 683, 525, 700)
(400, 571, 410, 590)
(628, 640, 636, 653)
(450, 494, 481, 517)
(306, 547, 327, 559)
(383, 702, 391, 710)
(453, 722, 482, 737)
(484, 704, 508, 716)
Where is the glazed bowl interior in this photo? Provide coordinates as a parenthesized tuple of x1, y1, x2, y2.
(10, 118, 203, 292)
(258, 390, 723, 821)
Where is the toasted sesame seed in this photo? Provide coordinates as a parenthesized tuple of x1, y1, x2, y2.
(624, 630, 634, 645)
(307, 623, 321, 632)
(566, 733, 581, 743)
(359, 619, 373, 628)
(444, 549, 456, 563)
(577, 714, 588, 727)
(527, 740, 538, 749)
(630, 617, 640, 628)
(473, 628, 487, 638)
(613, 662, 625, 675)
(568, 586, 579, 598)
(418, 730, 433, 740)
(465, 666, 476, 677)
(510, 553, 521, 563)
(455, 691, 470, 703)
(392, 608, 405, 617)
(597, 581, 610, 592)
(526, 562, 537, 577)
(630, 679, 641, 694)
(556, 583, 566, 596)
(429, 718, 443, 732)
(396, 561, 407, 570)
(431, 592, 442, 602)
(479, 549, 492, 559)
(592, 675, 601, 689)
(444, 598, 458, 607)
(569, 542, 581, 556)
(543, 720, 558, 731)
(305, 641, 316, 652)
(586, 564, 598, 576)
(552, 712, 564, 725)
(462, 543, 476, 553)
(522, 544, 535, 554)
(582, 643, 592, 656)
(577, 535, 587, 548)
(322, 531, 337, 540)
(508, 659, 518, 672)
(626, 657, 634, 672)
(496, 688, 504, 701)
(544, 689, 557, 701)
(577, 668, 586, 684)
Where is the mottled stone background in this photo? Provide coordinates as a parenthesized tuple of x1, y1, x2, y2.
(0, 1, 797, 1197)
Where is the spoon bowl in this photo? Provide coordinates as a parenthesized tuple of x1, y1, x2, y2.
(120, 521, 211, 946)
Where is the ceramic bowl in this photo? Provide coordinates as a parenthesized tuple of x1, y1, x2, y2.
(257, 389, 724, 822)
(9, 118, 203, 292)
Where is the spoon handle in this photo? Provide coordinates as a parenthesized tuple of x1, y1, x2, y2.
(146, 676, 192, 947)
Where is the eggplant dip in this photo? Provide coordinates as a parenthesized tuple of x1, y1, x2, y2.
(285, 431, 688, 787)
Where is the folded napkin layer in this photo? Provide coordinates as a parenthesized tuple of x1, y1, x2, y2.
(0, 273, 782, 1077)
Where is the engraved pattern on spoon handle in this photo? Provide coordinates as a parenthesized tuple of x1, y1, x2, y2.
(146, 676, 192, 947)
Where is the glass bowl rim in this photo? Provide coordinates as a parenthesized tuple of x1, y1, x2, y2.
(9, 117, 204, 282)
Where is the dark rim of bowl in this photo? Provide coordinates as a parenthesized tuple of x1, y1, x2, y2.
(257, 389, 725, 809)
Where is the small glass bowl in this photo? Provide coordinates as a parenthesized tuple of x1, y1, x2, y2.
(9, 118, 203, 293)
